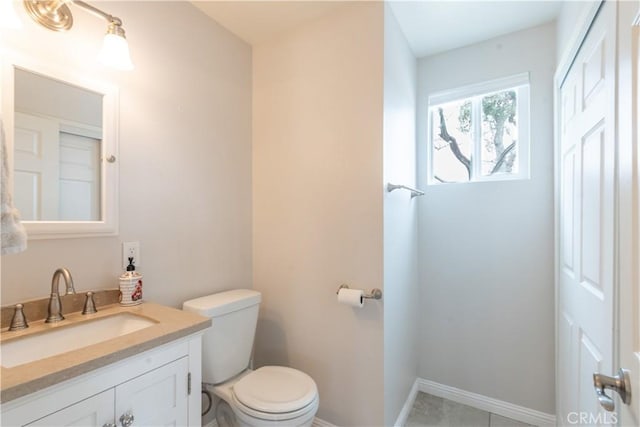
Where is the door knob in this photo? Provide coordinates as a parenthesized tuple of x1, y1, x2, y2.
(119, 411, 135, 427)
(593, 368, 632, 411)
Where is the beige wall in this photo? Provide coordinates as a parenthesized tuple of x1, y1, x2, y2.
(1, 2, 252, 308)
(416, 23, 556, 414)
(252, 3, 385, 425)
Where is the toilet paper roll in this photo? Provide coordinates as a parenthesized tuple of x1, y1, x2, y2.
(337, 288, 364, 308)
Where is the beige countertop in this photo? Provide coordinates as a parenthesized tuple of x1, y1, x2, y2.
(0, 302, 211, 403)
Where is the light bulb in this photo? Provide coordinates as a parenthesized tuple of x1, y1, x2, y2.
(98, 24, 134, 71)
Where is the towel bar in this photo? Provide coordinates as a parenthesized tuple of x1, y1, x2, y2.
(386, 183, 425, 198)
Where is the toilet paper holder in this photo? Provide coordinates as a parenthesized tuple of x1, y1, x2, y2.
(336, 284, 382, 300)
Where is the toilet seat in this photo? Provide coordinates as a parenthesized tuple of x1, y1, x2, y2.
(231, 366, 319, 421)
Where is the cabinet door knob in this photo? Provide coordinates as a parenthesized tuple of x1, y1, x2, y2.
(119, 412, 135, 427)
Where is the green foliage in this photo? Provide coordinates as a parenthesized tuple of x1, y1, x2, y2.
(482, 90, 517, 129)
(458, 101, 471, 133)
(457, 90, 516, 133)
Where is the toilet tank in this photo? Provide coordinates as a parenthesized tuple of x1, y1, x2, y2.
(183, 289, 261, 384)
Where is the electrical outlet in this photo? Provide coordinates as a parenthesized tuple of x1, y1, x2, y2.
(122, 241, 140, 269)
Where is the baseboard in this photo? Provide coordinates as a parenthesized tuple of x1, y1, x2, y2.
(312, 417, 337, 427)
(394, 378, 420, 427)
(417, 378, 556, 426)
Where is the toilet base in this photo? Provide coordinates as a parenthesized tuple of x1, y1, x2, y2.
(232, 400, 316, 427)
(212, 394, 317, 427)
(214, 397, 316, 427)
(210, 370, 317, 427)
(215, 400, 237, 427)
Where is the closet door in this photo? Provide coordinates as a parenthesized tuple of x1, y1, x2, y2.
(557, 0, 616, 422)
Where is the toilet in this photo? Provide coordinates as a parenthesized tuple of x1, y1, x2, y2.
(183, 289, 319, 427)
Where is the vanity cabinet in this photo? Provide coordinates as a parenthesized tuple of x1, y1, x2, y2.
(24, 390, 114, 427)
(1, 334, 202, 427)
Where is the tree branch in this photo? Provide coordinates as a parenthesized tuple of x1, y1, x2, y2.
(438, 108, 471, 179)
(490, 141, 516, 174)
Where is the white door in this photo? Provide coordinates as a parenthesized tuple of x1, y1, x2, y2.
(558, 1, 617, 424)
(115, 357, 189, 427)
(58, 130, 101, 221)
(13, 112, 59, 220)
(618, 0, 640, 425)
(25, 389, 114, 427)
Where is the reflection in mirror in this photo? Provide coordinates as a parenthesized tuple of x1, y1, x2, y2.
(13, 69, 103, 221)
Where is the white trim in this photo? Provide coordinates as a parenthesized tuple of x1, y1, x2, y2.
(393, 378, 419, 427)
(416, 378, 556, 426)
(428, 72, 529, 106)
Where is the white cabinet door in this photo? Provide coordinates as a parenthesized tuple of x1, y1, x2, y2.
(115, 357, 190, 427)
(25, 389, 114, 427)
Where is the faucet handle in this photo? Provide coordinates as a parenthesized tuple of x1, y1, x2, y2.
(9, 303, 29, 331)
(82, 291, 98, 315)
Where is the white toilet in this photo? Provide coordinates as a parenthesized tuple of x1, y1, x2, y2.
(183, 289, 319, 427)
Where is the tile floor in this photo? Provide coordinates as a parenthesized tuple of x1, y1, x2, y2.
(405, 392, 534, 427)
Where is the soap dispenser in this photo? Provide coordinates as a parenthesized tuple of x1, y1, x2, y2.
(119, 257, 143, 306)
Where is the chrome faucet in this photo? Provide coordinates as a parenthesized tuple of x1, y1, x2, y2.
(46, 268, 76, 323)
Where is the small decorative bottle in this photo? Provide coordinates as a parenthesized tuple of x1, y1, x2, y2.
(119, 257, 143, 306)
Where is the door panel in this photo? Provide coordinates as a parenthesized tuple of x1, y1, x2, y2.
(561, 148, 576, 273)
(580, 123, 604, 291)
(58, 131, 100, 221)
(25, 390, 114, 427)
(115, 357, 189, 427)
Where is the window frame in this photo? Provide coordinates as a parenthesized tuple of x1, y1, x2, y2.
(427, 73, 531, 185)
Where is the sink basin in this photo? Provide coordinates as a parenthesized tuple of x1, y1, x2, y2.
(1, 313, 156, 368)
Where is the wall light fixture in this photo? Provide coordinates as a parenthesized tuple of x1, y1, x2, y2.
(23, 0, 134, 70)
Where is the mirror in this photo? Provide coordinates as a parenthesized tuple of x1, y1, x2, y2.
(14, 69, 103, 221)
(1, 57, 118, 239)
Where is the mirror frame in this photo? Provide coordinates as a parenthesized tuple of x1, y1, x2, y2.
(1, 53, 119, 239)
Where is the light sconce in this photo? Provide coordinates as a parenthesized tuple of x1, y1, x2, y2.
(23, 0, 134, 70)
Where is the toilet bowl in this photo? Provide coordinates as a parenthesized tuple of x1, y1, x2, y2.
(183, 290, 319, 427)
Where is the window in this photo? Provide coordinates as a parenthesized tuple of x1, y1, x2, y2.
(427, 73, 530, 184)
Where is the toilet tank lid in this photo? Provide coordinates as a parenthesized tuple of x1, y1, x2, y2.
(183, 289, 261, 317)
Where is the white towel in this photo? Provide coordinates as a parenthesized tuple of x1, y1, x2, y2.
(1, 117, 27, 255)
